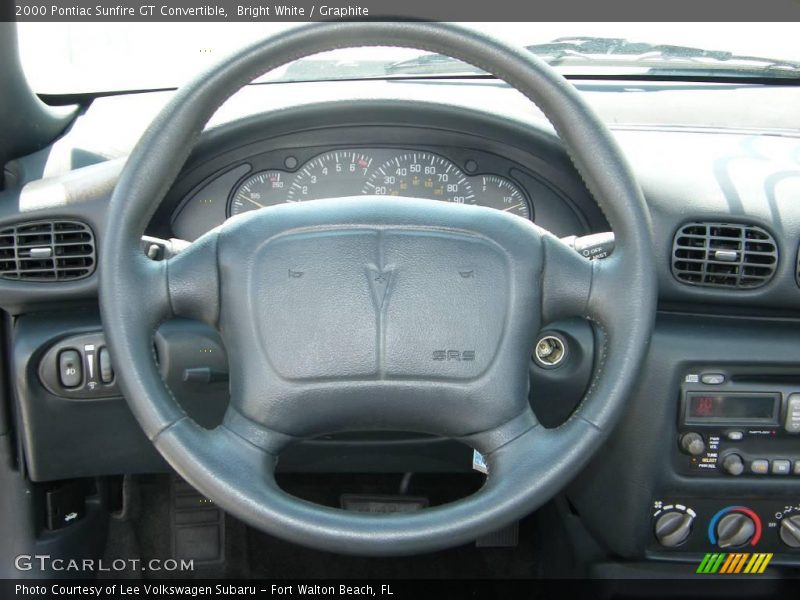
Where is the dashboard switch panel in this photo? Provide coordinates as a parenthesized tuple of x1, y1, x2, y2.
(39, 332, 119, 399)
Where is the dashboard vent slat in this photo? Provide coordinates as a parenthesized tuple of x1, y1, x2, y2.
(0, 220, 95, 282)
(672, 222, 777, 289)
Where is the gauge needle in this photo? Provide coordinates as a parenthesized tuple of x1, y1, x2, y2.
(245, 197, 265, 208)
(502, 203, 523, 212)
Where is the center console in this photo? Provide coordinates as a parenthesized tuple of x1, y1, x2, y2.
(567, 314, 800, 568)
(645, 369, 800, 561)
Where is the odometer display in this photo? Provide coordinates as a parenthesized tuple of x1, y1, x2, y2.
(363, 152, 475, 204)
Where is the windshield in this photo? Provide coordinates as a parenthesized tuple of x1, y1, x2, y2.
(17, 22, 800, 95)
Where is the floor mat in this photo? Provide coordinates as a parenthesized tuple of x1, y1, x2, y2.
(106, 473, 578, 580)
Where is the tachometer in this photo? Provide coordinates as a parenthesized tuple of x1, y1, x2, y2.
(229, 170, 288, 216)
(287, 150, 375, 201)
(476, 175, 531, 219)
(363, 152, 474, 203)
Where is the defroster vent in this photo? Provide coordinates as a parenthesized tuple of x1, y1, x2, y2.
(672, 222, 777, 289)
(0, 220, 95, 282)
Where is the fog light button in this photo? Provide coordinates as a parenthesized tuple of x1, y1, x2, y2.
(58, 350, 82, 389)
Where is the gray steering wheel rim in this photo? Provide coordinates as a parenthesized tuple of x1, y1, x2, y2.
(100, 22, 656, 556)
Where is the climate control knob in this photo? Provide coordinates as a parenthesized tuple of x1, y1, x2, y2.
(779, 515, 800, 548)
(654, 510, 694, 547)
(716, 513, 756, 548)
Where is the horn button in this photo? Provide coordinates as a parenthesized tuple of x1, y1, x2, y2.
(249, 228, 509, 381)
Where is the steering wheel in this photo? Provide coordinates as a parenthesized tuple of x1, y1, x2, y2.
(100, 22, 656, 556)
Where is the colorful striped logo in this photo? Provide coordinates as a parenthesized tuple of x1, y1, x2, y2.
(696, 552, 773, 574)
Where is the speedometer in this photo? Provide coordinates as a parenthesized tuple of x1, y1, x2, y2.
(363, 152, 475, 204)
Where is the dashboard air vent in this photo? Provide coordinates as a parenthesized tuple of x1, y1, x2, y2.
(672, 222, 777, 289)
(0, 220, 95, 282)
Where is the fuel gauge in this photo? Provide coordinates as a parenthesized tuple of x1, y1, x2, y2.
(476, 175, 531, 220)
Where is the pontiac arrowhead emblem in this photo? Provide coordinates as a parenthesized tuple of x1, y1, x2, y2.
(367, 265, 393, 308)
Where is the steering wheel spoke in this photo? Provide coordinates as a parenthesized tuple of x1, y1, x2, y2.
(165, 231, 221, 326)
(221, 404, 298, 455)
(459, 407, 539, 455)
(541, 233, 594, 323)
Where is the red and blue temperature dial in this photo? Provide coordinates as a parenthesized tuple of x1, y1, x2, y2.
(708, 506, 762, 547)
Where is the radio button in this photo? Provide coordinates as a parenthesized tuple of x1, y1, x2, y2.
(786, 394, 800, 433)
(701, 373, 725, 385)
(726, 431, 744, 441)
(751, 459, 770, 475)
(772, 460, 791, 475)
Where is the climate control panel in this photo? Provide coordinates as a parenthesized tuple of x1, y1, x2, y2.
(650, 498, 800, 560)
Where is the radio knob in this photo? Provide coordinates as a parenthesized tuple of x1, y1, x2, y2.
(654, 511, 694, 547)
(716, 513, 756, 548)
(680, 432, 706, 456)
(721, 453, 745, 476)
(779, 515, 800, 548)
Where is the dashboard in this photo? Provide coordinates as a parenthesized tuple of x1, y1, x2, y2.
(4, 79, 800, 570)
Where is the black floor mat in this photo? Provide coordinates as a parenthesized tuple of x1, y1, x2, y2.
(106, 473, 579, 580)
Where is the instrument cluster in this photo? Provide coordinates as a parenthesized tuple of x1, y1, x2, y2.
(228, 148, 532, 220)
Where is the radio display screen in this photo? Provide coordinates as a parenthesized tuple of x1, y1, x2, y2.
(686, 393, 778, 423)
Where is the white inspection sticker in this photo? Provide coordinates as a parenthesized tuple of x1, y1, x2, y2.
(472, 449, 488, 474)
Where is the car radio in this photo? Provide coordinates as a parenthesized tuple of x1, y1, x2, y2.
(676, 370, 800, 477)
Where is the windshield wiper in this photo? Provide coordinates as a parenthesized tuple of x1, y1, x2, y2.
(386, 37, 800, 79)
